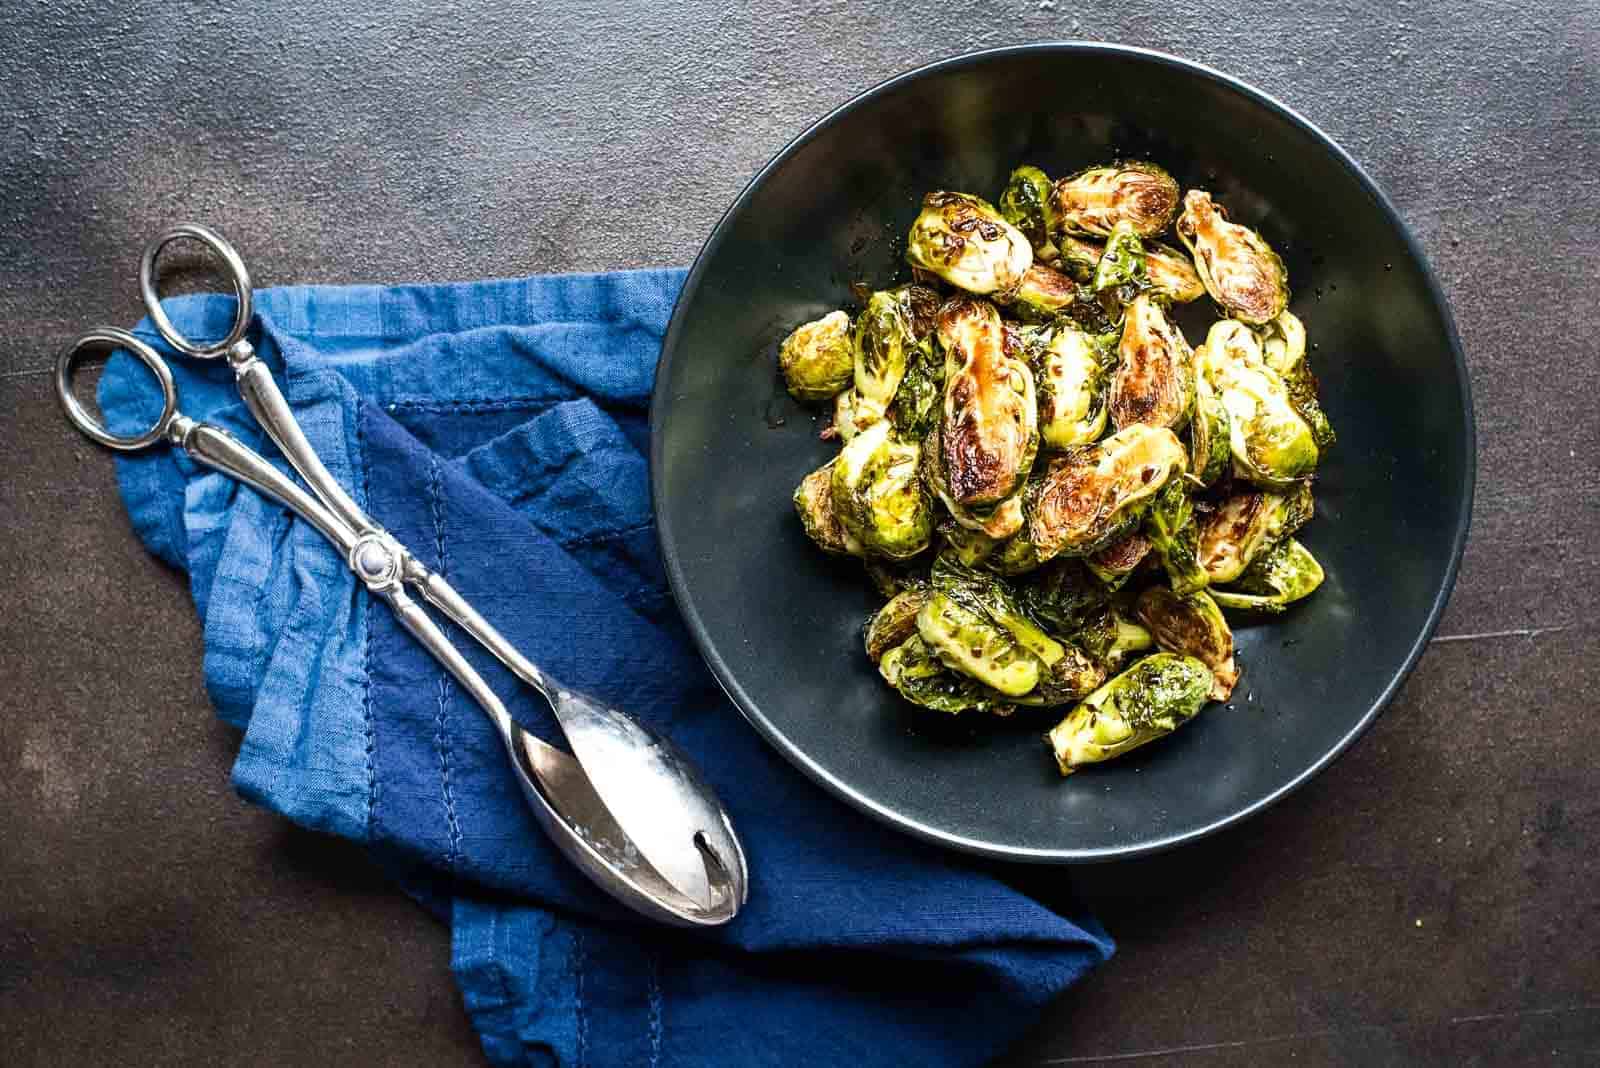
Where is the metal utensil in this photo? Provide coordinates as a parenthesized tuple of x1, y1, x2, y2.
(57, 224, 747, 926)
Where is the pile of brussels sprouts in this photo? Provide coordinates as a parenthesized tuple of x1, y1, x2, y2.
(779, 160, 1335, 776)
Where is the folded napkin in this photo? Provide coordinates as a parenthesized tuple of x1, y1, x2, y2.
(98, 270, 1112, 1067)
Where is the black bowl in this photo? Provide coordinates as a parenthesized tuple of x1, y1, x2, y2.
(651, 44, 1474, 861)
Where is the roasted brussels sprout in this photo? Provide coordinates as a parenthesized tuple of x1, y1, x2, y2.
(1026, 424, 1187, 561)
(831, 419, 933, 559)
(831, 387, 869, 443)
(1136, 587, 1238, 700)
(1257, 310, 1335, 449)
(1143, 479, 1208, 597)
(1197, 482, 1314, 584)
(1009, 263, 1081, 321)
(1092, 220, 1147, 300)
(1052, 161, 1180, 238)
(1176, 189, 1289, 324)
(907, 192, 1033, 297)
(1013, 645, 1107, 707)
(1196, 319, 1318, 488)
(997, 165, 1059, 258)
(879, 634, 1011, 715)
(1144, 242, 1206, 304)
(778, 310, 854, 401)
(1110, 293, 1197, 432)
(940, 518, 1000, 567)
(916, 591, 1041, 696)
(1056, 234, 1104, 282)
(1028, 320, 1115, 449)
(852, 284, 941, 426)
(1211, 537, 1325, 613)
(938, 297, 1039, 509)
(1018, 558, 1110, 637)
(931, 553, 1066, 669)
(793, 460, 860, 556)
(865, 585, 932, 664)
(1084, 529, 1153, 590)
(1047, 653, 1212, 775)
(1187, 371, 1232, 488)
(889, 334, 944, 438)
(1103, 609, 1156, 669)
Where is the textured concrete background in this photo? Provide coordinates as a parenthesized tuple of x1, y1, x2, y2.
(2, 2, 1597, 1064)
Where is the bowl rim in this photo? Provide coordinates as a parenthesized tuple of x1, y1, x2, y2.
(650, 41, 1477, 863)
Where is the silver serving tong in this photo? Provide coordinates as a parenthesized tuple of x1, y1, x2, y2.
(56, 223, 747, 926)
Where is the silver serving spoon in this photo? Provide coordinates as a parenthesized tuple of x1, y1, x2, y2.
(55, 224, 747, 927)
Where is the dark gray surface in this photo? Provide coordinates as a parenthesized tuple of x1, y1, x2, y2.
(1, 2, 1595, 1065)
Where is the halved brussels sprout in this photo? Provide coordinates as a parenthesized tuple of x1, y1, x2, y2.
(997, 165, 1059, 258)
(879, 634, 1012, 715)
(1143, 479, 1208, 596)
(1211, 537, 1325, 613)
(1144, 242, 1206, 303)
(1136, 587, 1238, 700)
(1187, 371, 1232, 488)
(907, 192, 1033, 297)
(831, 387, 870, 443)
(1197, 482, 1314, 583)
(1056, 234, 1105, 282)
(924, 425, 1029, 542)
(779, 310, 854, 401)
(852, 284, 941, 426)
(1196, 319, 1318, 488)
(1009, 263, 1080, 321)
(1257, 310, 1335, 449)
(1176, 189, 1289, 324)
(830, 419, 933, 560)
(1013, 645, 1107, 707)
(888, 334, 944, 439)
(1084, 529, 1152, 590)
(1103, 609, 1156, 669)
(1110, 293, 1197, 432)
(940, 518, 1001, 567)
(1028, 320, 1115, 449)
(916, 591, 1040, 696)
(1018, 557, 1110, 637)
(931, 553, 1065, 669)
(938, 297, 1039, 509)
(1047, 652, 1212, 775)
(1092, 220, 1147, 300)
(1027, 424, 1188, 561)
(865, 585, 932, 664)
(1052, 161, 1180, 238)
(793, 460, 860, 556)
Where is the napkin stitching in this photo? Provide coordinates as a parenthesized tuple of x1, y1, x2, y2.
(357, 411, 379, 841)
(575, 929, 589, 1068)
(647, 951, 663, 1068)
(388, 397, 561, 414)
(429, 454, 464, 870)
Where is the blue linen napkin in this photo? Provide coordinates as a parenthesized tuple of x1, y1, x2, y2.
(97, 270, 1112, 1067)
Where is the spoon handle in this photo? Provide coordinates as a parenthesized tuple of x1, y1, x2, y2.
(401, 556, 554, 699)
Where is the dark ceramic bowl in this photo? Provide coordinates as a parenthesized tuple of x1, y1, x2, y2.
(651, 44, 1474, 861)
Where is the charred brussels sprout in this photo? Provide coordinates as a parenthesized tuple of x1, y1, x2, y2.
(1211, 537, 1325, 613)
(831, 387, 869, 443)
(865, 585, 932, 664)
(1047, 653, 1212, 775)
(1144, 242, 1206, 303)
(1056, 234, 1105, 282)
(830, 420, 933, 560)
(1052, 161, 1180, 238)
(1187, 372, 1232, 488)
(916, 591, 1041, 696)
(1085, 529, 1154, 590)
(778, 310, 854, 401)
(931, 553, 1066, 669)
(1019, 558, 1110, 637)
(1014, 646, 1107, 707)
(888, 334, 944, 438)
(998, 165, 1059, 258)
(1093, 220, 1147, 300)
(907, 192, 1033, 297)
(1136, 587, 1238, 700)
(1110, 293, 1197, 432)
(1257, 311, 1335, 449)
(853, 284, 941, 426)
(1143, 479, 1209, 597)
(1028, 320, 1115, 449)
(1009, 262, 1082, 321)
(1196, 319, 1319, 488)
(794, 460, 860, 556)
(938, 297, 1039, 509)
(1027, 424, 1187, 562)
(1176, 190, 1289, 324)
(879, 635, 1011, 715)
(1197, 482, 1314, 584)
